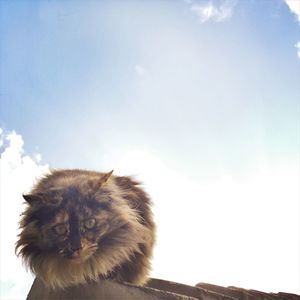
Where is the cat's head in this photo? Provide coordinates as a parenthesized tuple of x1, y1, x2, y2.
(16, 169, 153, 289)
(17, 171, 116, 263)
(16, 170, 142, 265)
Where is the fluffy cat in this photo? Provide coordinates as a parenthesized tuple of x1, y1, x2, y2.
(16, 169, 155, 290)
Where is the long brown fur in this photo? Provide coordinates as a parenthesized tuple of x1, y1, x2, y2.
(16, 169, 155, 290)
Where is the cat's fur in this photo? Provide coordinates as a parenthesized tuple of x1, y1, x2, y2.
(16, 169, 155, 290)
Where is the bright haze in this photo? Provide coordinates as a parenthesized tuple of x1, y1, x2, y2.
(0, 0, 299, 299)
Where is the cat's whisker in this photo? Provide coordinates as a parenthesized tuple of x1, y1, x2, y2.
(88, 244, 98, 250)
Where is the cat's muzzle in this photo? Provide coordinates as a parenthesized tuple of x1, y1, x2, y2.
(60, 247, 82, 259)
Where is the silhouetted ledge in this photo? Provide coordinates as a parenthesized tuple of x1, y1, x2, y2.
(196, 282, 300, 300)
(27, 278, 300, 300)
(146, 279, 236, 300)
(26, 278, 197, 300)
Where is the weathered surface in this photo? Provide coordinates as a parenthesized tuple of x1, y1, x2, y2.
(147, 279, 237, 300)
(27, 278, 300, 300)
(196, 283, 300, 300)
(26, 278, 197, 300)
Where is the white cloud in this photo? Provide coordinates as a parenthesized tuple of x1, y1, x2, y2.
(189, 0, 237, 23)
(284, 0, 300, 59)
(295, 41, 300, 58)
(35, 153, 42, 163)
(0, 128, 3, 148)
(284, 0, 300, 22)
(112, 149, 300, 293)
(0, 129, 49, 300)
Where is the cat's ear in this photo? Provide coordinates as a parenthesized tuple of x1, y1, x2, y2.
(23, 192, 62, 206)
(22, 193, 43, 205)
(87, 170, 114, 192)
(100, 170, 114, 186)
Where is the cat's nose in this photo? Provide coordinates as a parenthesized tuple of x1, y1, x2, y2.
(69, 244, 82, 258)
(71, 249, 81, 258)
(71, 244, 82, 252)
(70, 236, 82, 252)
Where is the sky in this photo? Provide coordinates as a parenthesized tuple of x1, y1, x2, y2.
(0, 0, 299, 298)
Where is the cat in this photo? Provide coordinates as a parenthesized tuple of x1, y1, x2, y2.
(16, 169, 156, 290)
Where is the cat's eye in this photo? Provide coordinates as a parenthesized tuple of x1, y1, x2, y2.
(53, 224, 68, 235)
(84, 218, 96, 229)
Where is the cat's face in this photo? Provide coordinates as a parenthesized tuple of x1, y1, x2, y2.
(21, 183, 121, 263)
(39, 193, 108, 262)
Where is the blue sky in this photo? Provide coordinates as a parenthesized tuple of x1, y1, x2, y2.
(0, 0, 299, 298)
